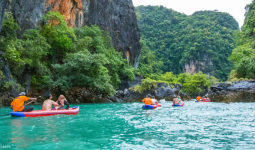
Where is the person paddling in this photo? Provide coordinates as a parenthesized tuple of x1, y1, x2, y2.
(142, 94, 153, 105)
(196, 95, 202, 102)
(42, 94, 59, 111)
(10, 92, 37, 112)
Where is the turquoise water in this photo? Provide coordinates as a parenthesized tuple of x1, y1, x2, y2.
(1, 101, 255, 149)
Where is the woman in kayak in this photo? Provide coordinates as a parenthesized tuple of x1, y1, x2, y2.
(56, 95, 70, 110)
(177, 96, 182, 104)
(151, 96, 159, 105)
(206, 96, 210, 101)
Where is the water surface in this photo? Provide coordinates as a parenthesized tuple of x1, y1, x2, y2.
(1, 101, 255, 149)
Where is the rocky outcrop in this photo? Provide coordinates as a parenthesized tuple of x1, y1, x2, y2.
(109, 82, 182, 102)
(9, 0, 140, 67)
(0, 52, 19, 107)
(119, 75, 143, 90)
(0, 0, 8, 32)
(209, 80, 255, 103)
(184, 53, 214, 76)
(31, 81, 182, 104)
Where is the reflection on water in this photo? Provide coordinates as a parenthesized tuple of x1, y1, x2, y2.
(0, 102, 255, 149)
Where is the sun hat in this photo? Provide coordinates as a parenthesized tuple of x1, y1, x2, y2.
(18, 92, 26, 96)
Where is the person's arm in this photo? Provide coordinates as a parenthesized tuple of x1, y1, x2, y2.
(10, 101, 14, 110)
(52, 101, 59, 107)
(64, 100, 70, 109)
(28, 98, 37, 101)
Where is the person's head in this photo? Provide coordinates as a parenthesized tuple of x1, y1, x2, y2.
(46, 94, 52, 100)
(152, 96, 155, 99)
(146, 94, 152, 98)
(18, 92, 26, 96)
(58, 95, 65, 101)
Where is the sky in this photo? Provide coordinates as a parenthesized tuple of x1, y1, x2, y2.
(132, 0, 253, 28)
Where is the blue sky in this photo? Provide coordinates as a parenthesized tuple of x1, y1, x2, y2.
(133, 0, 253, 28)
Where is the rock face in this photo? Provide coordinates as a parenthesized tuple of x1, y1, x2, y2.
(184, 53, 214, 76)
(88, 0, 141, 67)
(209, 80, 255, 103)
(9, 0, 141, 67)
(110, 82, 182, 103)
(0, 0, 8, 32)
(0, 52, 19, 107)
(119, 75, 143, 90)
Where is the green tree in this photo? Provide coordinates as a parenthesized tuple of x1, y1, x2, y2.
(230, 0, 255, 79)
(53, 51, 115, 95)
(135, 6, 239, 80)
(41, 11, 76, 62)
(73, 26, 135, 87)
(136, 39, 163, 76)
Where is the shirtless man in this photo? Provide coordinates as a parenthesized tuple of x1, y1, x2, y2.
(42, 94, 59, 111)
(173, 97, 179, 104)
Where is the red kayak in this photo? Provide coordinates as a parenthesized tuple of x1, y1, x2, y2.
(10, 106, 79, 117)
(156, 103, 161, 107)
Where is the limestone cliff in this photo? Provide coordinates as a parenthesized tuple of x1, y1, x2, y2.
(9, 0, 141, 67)
(0, 52, 19, 107)
(0, 0, 8, 32)
(184, 53, 214, 76)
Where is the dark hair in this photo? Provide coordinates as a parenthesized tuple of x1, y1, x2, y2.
(152, 96, 155, 99)
(46, 94, 52, 99)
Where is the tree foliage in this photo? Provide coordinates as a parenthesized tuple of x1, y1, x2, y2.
(41, 11, 76, 60)
(136, 6, 239, 80)
(136, 39, 163, 76)
(53, 26, 135, 95)
(230, 0, 255, 79)
(0, 11, 135, 96)
(134, 72, 219, 94)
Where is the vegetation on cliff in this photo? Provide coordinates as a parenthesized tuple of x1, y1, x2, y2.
(136, 6, 239, 81)
(230, 0, 255, 79)
(0, 11, 135, 96)
(134, 72, 219, 94)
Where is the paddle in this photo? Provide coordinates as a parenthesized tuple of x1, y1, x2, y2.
(0, 96, 41, 116)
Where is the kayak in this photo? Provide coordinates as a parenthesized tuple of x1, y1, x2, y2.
(10, 106, 79, 117)
(142, 105, 157, 109)
(172, 102, 184, 107)
(195, 100, 211, 102)
(156, 104, 161, 107)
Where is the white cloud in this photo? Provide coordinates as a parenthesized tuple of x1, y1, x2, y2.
(133, 0, 252, 28)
